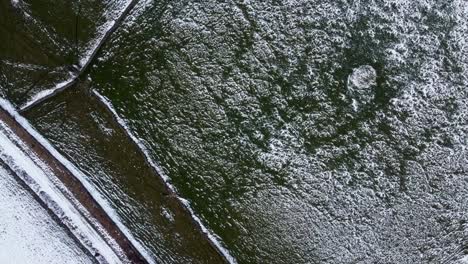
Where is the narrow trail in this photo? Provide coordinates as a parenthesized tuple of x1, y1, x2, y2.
(19, 0, 140, 112)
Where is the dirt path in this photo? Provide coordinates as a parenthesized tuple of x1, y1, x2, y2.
(0, 105, 149, 263)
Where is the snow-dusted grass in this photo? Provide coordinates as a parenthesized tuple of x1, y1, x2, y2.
(19, 0, 139, 112)
(93, 90, 237, 264)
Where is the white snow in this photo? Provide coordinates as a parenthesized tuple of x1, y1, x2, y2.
(20, 75, 76, 111)
(10, 0, 19, 8)
(0, 165, 93, 264)
(347, 65, 377, 91)
(2, 60, 47, 71)
(347, 65, 377, 110)
(79, 21, 116, 68)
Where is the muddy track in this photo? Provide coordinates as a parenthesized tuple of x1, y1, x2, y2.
(0, 106, 148, 263)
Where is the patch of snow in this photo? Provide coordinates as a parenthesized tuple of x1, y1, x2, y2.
(20, 75, 76, 111)
(347, 65, 377, 110)
(161, 207, 175, 222)
(0, 166, 93, 264)
(79, 21, 116, 68)
(347, 65, 377, 91)
(1, 60, 47, 71)
(10, 0, 19, 8)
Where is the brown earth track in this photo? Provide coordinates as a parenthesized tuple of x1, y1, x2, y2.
(0, 106, 148, 263)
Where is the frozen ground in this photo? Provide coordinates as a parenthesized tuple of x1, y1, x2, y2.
(5, 0, 468, 263)
(0, 163, 93, 263)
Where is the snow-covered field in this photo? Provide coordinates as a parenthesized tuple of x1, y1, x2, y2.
(0, 164, 93, 263)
